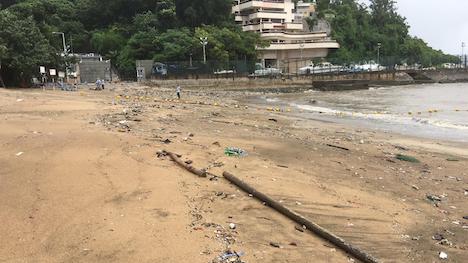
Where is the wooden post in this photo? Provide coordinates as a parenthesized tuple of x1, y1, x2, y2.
(167, 151, 207, 177)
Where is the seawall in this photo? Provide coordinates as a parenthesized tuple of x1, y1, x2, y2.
(146, 69, 468, 91)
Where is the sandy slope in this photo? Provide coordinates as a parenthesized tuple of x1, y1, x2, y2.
(0, 85, 467, 263)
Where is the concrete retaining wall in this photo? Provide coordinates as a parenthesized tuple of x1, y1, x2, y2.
(145, 69, 467, 91)
(423, 69, 468, 83)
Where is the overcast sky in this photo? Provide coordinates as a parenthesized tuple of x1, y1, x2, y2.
(360, 0, 468, 55)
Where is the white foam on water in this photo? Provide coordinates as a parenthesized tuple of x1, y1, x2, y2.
(266, 98, 279, 103)
(293, 103, 468, 131)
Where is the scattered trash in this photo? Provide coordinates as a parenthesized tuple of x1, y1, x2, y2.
(439, 251, 448, 260)
(269, 242, 281, 248)
(432, 234, 445, 241)
(446, 158, 459, 162)
(294, 225, 305, 232)
(212, 162, 224, 168)
(268, 118, 278, 122)
(224, 147, 248, 157)
(185, 160, 193, 165)
(395, 154, 420, 163)
(162, 139, 172, 144)
(289, 242, 298, 246)
(394, 145, 408, 151)
(16, 99, 24, 102)
(438, 239, 452, 246)
(277, 164, 289, 168)
(229, 223, 236, 230)
(214, 250, 245, 263)
(326, 144, 350, 151)
(412, 185, 420, 190)
(156, 150, 167, 158)
(212, 141, 221, 147)
(463, 216, 468, 220)
(426, 194, 442, 203)
(16, 152, 24, 157)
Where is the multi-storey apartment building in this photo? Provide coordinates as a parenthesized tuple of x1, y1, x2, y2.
(232, 0, 339, 73)
(294, 0, 316, 21)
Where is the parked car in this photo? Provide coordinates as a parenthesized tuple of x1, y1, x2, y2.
(298, 62, 345, 75)
(152, 62, 167, 76)
(254, 67, 282, 76)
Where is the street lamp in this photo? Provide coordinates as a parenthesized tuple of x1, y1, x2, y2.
(52, 32, 67, 54)
(199, 37, 208, 64)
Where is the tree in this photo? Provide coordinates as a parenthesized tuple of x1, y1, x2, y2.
(0, 10, 58, 85)
(175, 0, 232, 27)
(313, 0, 456, 66)
(1, 0, 262, 83)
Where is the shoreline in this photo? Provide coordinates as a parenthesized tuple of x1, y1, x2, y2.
(0, 84, 467, 262)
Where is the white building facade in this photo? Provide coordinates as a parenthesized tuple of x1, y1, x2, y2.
(232, 0, 339, 73)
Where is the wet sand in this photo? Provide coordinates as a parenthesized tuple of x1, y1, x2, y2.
(0, 84, 467, 262)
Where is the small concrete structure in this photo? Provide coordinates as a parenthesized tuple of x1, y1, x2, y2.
(69, 54, 112, 84)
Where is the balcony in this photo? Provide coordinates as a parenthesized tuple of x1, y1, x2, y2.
(259, 41, 340, 51)
(260, 32, 329, 41)
(248, 10, 288, 20)
(235, 0, 287, 11)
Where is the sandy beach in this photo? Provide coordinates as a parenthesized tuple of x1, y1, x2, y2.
(0, 83, 467, 263)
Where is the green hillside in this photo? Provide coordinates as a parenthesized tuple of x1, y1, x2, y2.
(0, 0, 459, 85)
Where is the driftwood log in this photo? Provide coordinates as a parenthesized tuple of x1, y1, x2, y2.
(223, 171, 379, 263)
(167, 151, 207, 177)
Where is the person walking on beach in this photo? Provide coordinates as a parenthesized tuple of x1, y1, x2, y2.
(176, 84, 181, 99)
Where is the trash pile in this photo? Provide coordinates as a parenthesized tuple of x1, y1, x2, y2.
(96, 104, 143, 132)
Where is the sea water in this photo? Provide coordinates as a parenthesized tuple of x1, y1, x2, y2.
(256, 83, 468, 142)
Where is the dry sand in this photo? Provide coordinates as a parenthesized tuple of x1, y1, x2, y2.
(0, 83, 467, 263)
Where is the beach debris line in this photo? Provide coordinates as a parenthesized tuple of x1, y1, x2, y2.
(166, 151, 207, 177)
(224, 147, 248, 157)
(222, 171, 380, 263)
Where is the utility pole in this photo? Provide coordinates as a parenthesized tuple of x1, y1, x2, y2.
(377, 42, 382, 66)
(462, 42, 466, 68)
(53, 32, 68, 83)
(300, 42, 304, 68)
(200, 37, 208, 64)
